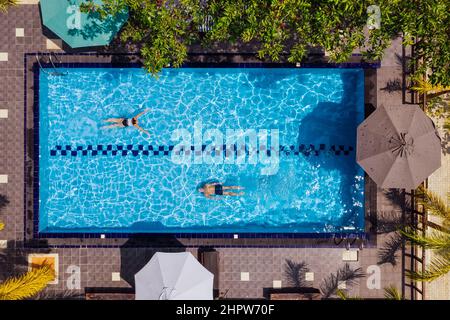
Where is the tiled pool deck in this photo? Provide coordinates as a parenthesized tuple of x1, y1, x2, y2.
(0, 3, 429, 299)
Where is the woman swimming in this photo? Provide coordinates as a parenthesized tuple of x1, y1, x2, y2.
(102, 109, 151, 136)
(198, 182, 244, 199)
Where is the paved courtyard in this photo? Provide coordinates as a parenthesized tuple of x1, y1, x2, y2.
(0, 2, 417, 300)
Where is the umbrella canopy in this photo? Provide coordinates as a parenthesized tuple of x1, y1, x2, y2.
(357, 104, 441, 189)
(39, 0, 128, 48)
(135, 252, 214, 300)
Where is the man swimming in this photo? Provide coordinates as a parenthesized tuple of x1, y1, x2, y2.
(102, 109, 150, 136)
(198, 182, 244, 199)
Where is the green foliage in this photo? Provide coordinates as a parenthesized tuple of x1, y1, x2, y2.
(383, 285, 402, 300)
(402, 0, 450, 86)
(128, 0, 204, 74)
(407, 253, 450, 282)
(401, 226, 450, 282)
(0, 0, 17, 13)
(400, 228, 450, 251)
(416, 186, 450, 228)
(0, 194, 8, 231)
(425, 96, 450, 135)
(401, 188, 450, 282)
(92, 0, 450, 83)
(336, 289, 362, 300)
(0, 264, 54, 300)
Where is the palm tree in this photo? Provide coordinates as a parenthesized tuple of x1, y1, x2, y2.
(415, 186, 450, 228)
(0, 264, 54, 300)
(336, 285, 403, 300)
(336, 286, 402, 300)
(383, 285, 402, 300)
(335, 289, 362, 300)
(401, 228, 450, 251)
(0, 0, 17, 13)
(400, 228, 450, 282)
(411, 77, 450, 100)
(400, 186, 450, 282)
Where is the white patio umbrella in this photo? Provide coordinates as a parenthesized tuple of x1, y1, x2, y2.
(134, 252, 214, 300)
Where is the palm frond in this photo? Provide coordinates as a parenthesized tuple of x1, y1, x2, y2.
(411, 77, 450, 95)
(336, 289, 362, 300)
(400, 228, 450, 250)
(0, 0, 17, 13)
(384, 285, 402, 300)
(0, 264, 54, 300)
(336, 289, 348, 300)
(416, 186, 450, 227)
(444, 118, 450, 132)
(407, 255, 450, 282)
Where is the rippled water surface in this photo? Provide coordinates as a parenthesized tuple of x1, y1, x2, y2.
(39, 67, 365, 233)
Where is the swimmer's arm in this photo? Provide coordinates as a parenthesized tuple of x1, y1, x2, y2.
(134, 124, 150, 136)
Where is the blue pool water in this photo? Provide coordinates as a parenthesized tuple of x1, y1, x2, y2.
(38, 67, 365, 234)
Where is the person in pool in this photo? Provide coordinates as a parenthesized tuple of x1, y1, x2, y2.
(198, 182, 244, 199)
(102, 109, 150, 136)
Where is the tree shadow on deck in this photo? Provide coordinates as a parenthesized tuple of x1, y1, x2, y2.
(370, 189, 414, 266)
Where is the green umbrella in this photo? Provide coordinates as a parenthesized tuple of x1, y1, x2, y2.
(39, 0, 128, 48)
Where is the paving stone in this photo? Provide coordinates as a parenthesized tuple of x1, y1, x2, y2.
(15, 28, 24, 37)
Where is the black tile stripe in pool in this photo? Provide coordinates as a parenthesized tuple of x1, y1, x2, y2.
(27, 54, 372, 240)
(48, 144, 354, 157)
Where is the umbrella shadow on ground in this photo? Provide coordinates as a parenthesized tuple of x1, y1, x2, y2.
(119, 236, 186, 287)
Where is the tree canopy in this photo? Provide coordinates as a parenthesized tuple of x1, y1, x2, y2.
(87, 0, 450, 85)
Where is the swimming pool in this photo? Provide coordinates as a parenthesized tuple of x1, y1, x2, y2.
(37, 66, 365, 235)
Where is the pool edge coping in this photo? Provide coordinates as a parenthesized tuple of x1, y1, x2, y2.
(24, 52, 376, 246)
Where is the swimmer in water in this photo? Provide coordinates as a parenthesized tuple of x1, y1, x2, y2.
(198, 182, 244, 199)
(102, 109, 150, 136)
